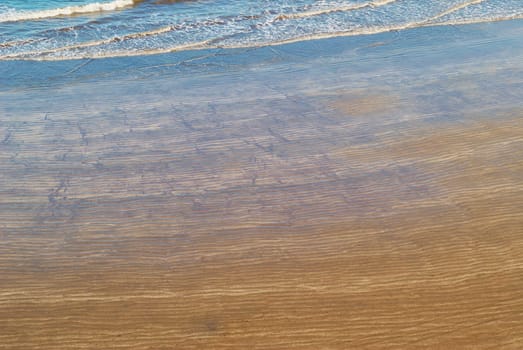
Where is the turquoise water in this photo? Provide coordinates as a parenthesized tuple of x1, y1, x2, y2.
(1, 0, 523, 60)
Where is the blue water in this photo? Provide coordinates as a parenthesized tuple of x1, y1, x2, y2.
(1, 0, 523, 60)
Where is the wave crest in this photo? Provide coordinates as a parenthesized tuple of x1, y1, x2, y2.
(0, 0, 137, 23)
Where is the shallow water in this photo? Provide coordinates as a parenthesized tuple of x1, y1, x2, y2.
(1, 0, 523, 60)
(1, 18, 523, 348)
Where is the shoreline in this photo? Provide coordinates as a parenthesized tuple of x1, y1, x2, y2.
(2, 18, 523, 89)
(2, 13, 523, 61)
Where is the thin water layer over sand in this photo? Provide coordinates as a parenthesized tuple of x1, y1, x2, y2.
(1, 22, 523, 349)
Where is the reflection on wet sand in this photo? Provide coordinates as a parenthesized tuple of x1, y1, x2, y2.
(1, 33, 523, 349)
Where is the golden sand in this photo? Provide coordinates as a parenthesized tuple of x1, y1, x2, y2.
(1, 70, 522, 348)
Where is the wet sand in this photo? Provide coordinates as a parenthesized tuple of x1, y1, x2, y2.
(1, 21, 523, 349)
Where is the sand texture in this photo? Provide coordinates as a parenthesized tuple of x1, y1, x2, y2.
(1, 24, 523, 349)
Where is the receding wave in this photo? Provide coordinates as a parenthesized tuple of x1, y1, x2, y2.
(273, 0, 398, 21)
(427, 0, 487, 22)
(0, 38, 45, 49)
(0, 25, 177, 58)
(0, 15, 256, 59)
(0, 0, 138, 23)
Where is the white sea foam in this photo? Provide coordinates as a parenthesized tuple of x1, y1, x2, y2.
(427, 0, 488, 22)
(0, 0, 136, 23)
(1, 0, 523, 61)
(4, 13, 523, 61)
(273, 0, 398, 21)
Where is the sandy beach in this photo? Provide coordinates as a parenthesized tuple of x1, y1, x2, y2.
(1, 19, 523, 349)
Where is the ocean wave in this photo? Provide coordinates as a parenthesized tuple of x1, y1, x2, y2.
(427, 0, 487, 22)
(4, 13, 523, 61)
(1, 0, 523, 61)
(0, 0, 138, 23)
(273, 0, 398, 21)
